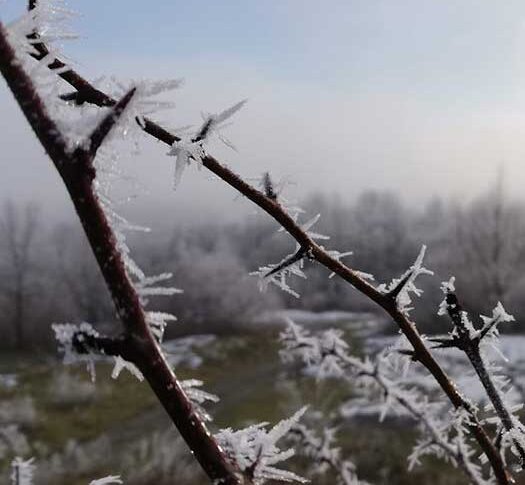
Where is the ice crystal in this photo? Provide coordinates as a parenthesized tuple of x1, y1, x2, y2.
(251, 213, 329, 297)
(181, 379, 219, 422)
(52, 322, 100, 381)
(145, 311, 177, 341)
(289, 424, 364, 484)
(111, 356, 144, 382)
(89, 477, 123, 485)
(167, 100, 246, 188)
(216, 408, 308, 484)
(378, 245, 433, 314)
(10, 457, 34, 485)
(279, 320, 491, 483)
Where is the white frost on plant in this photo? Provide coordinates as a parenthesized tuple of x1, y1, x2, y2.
(7, 7, 183, 340)
(216, 407, 308, 484)
(10, 457, 35, 485)
(110, 77, 182, 127)
(437, 276, 456, 316)
(479, 301, 516, 341)
(6, 0, 76, 57)
(168, 139, 206, 188)
(279, 320, 491, 484)
(52, 322, 100, 381)
(111, 356, 144, 382)
(180, 379, 219, 422)
(9, 456, 121, 485)
(7, 1, 183, 350)
(52, 323, 143, 382)
(250, 214, 330, 298)
(289, 424, 365, 485)
(377, 245, 433, 314)
(94, 176, 181, 344)
(89, 475, 123, 485)
(167, 100, 246, 189)
(145, 311, 177, 341)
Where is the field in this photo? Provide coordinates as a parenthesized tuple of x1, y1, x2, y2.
(2, 311, 522, 484)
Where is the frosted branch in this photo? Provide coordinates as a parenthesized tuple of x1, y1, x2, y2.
(216, 408, 308, 484)
(280, 321, 491, 484)
(434, 282, 525, 468)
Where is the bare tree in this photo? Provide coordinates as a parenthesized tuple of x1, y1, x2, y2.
(51, 224, 114, 324)
(0, 201, 39, 349)
(448, 174, 525, 314)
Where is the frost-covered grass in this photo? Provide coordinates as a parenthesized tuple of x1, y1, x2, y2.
(7, 323, 525, 484)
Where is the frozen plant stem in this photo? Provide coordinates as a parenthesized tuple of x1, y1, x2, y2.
(22, 3, 511, 482)
(439, 292, 525, 464)
(0, 23, 246, 485)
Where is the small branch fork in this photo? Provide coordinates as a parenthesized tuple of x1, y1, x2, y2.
(0, 24, 247, 485)
(13, 4, 513, 483)
(432, 291, 525, 465)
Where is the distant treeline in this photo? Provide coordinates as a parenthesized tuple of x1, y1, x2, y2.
(2, 181, 525, 349)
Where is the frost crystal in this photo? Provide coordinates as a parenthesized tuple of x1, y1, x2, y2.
(89, 476, 123, 485)
(145, 311, 177, 341)
(10, 457, 35, 485)
(216, 408, 308, 484)
(181, 379, 219, 422)
(111, 356, 144, 382)
(437, 276, 456, 316)
(9, 456, 121, 485)
(250, 213, 329, 298)
(378, 245, 433, 314)
(167, 100, 246, 188)
(52, 322, 100, 381)
(289, 424, 365, 484)
(95, 171, 181, 344)
(279, 320, 491, 484)
(6, 0, 76, 57)
(168, 139, 206, 188)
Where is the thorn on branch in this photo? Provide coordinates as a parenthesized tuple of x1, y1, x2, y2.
(396, 348, 420, 362)
(193, 118, 213, 143)
(85, 87, 136, 159)
(429, 336, 462, 350)
(60, 89, 109, 106)
(59, 91, 81, 103)
(387, 269, 415, 301)
(264, 246, 308, 279)
(262, 172, 278, 201)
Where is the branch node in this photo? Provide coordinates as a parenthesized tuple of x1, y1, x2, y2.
(84, 87, 136, 159)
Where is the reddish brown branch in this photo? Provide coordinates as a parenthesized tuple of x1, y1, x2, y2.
(0, 23, 246, 485)
(18, 6, 512, 483)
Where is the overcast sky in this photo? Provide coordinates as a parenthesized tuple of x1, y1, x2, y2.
(2, 0, 525, 227)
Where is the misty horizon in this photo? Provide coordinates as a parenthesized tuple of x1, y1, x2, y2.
(2, 0, 524, 228)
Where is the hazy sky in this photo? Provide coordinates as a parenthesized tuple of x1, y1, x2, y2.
(2, 0, 525, 226)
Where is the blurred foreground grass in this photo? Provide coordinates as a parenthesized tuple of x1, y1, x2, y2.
(0, 327, 475, 484)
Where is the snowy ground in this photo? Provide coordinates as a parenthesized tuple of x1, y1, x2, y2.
(252, 309, 389, 338)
